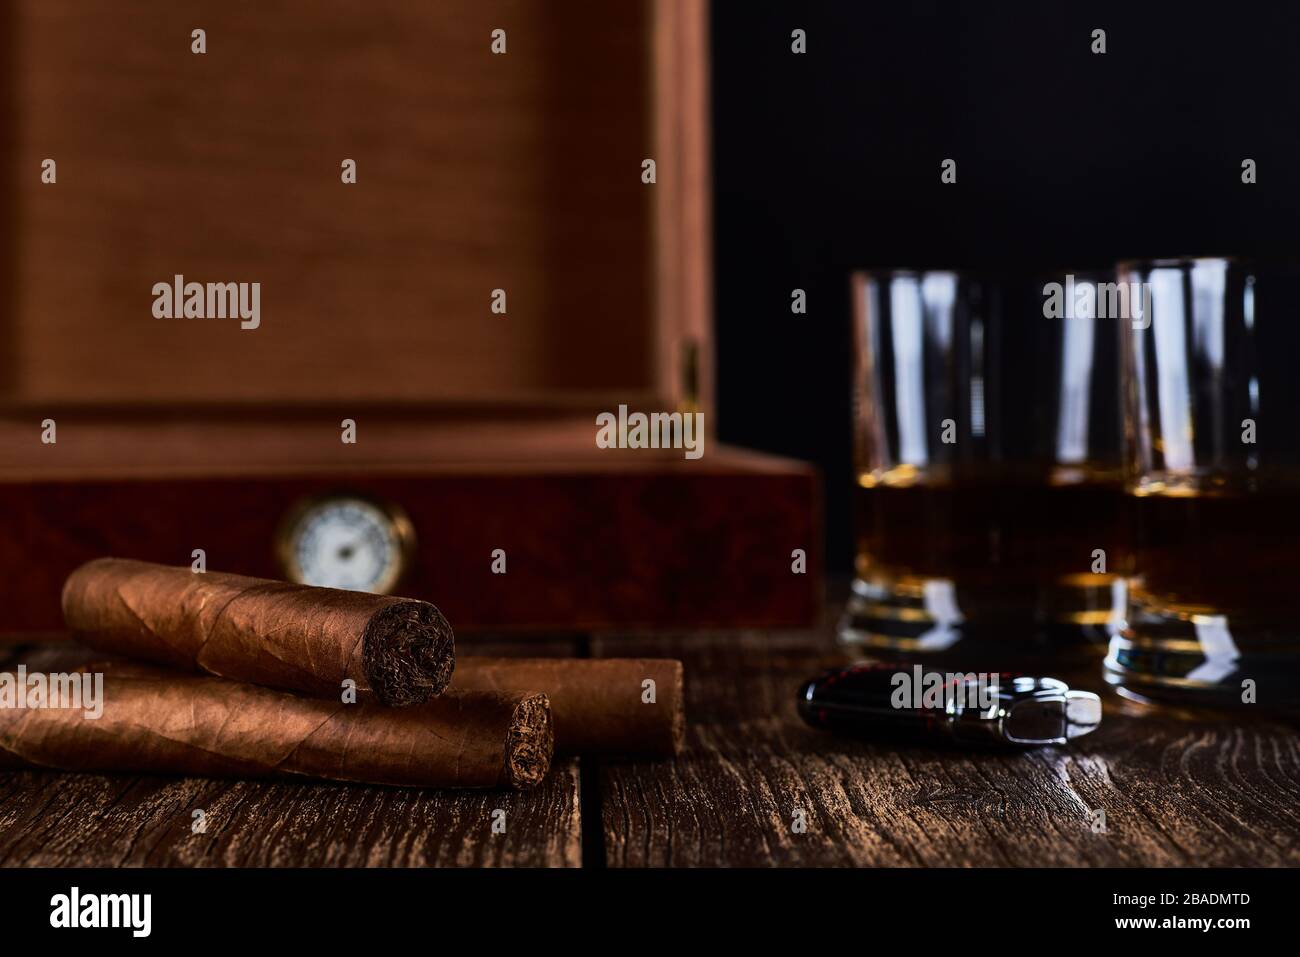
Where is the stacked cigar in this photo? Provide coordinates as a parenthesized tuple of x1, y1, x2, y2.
(0, 559, 684, 789)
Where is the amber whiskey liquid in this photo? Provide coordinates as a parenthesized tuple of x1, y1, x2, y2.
(1106, 484, 1300, 707)
(844, 467, 1126, 659)
(1129, 488, 1299, 618)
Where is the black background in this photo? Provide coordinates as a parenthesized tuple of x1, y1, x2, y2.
(710, 0, 1300, 572)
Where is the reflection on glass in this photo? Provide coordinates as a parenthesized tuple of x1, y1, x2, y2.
(1109, 257, 1300, 708)
(844, 269, 1126, 664)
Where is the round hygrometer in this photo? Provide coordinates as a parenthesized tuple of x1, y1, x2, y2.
(278, 495, 414, 594)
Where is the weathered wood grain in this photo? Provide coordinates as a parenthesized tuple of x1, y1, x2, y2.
(592, 632, 1300, 867)
(6, 622, 1300, 867)
(0, 763, 581, 868)
(0, 640, 582, 867)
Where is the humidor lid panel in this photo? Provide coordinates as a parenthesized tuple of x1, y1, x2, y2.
(0, 0, 710, 416)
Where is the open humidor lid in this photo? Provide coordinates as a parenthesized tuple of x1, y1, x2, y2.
(0, 1, 821, 633)
(1, 0, 710, 467)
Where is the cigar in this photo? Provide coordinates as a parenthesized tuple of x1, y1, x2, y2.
(62, 558, 455, 706)
(0, 663, 552, 789)
(453, 657, 685, 757)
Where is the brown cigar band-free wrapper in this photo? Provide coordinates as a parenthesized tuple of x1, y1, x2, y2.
(62, 558, 455, 706)
(453, 657, 685, 757)
(0, 664, 552, 789)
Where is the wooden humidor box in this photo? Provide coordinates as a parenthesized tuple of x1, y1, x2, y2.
(0, 0, 819, 634)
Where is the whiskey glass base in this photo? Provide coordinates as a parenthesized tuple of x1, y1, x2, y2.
(839, 573, 1122, 665)
(1104, 596, 1300, 710)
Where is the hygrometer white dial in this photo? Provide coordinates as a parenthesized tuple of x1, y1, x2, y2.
(278, 496, 414, 594)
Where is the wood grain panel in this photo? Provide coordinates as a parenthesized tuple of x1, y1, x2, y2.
(5, 0, 661, 405)
(5, 611, 1300, 867)
(593, 631, 1300, 867)
(0, 765, 582, 867)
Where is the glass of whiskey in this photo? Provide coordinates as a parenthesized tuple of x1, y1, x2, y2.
(1108, 257, 1300, 708)
(841, 269, 1126, 665)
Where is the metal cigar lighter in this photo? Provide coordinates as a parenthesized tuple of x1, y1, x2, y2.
(798, 663, 1102, 747)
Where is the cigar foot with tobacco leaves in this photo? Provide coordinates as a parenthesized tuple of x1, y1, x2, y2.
(62, 558, 455, 706)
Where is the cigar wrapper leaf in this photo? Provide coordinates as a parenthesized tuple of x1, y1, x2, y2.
(62, 558, 455, 706)
(0, 663, 552, 790)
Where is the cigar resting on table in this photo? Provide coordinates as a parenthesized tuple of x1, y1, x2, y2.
(0, 663, 552, 789)
(62, 558, 455, 706)
(454, 657, 685, 757)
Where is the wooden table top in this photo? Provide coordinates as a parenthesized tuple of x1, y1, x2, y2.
(3, 620, 1299, 867)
